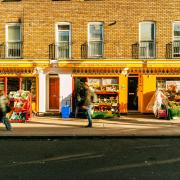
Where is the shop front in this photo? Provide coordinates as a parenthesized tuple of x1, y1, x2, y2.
(0, 67, 38, 121)
(41, 59, 180, 118)
(72, 67, 180, 117)
(73, 76, 120, 118)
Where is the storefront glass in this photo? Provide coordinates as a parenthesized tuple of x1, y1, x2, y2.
(157, 78, 180, 92)
(22, 78, 36, 100)
(7, 77, 36, 101)
(7, 78, 19, 94)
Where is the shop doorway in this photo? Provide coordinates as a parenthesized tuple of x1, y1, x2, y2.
(49, 77, 59, 110)
(128, 77, 138, 111)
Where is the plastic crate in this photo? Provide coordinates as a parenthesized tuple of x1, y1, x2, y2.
(158, 109, 167, 117)
(61, 106, 71, 118)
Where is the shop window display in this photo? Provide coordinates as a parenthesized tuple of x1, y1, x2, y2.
(7, 77, 36, 99)
(8, 90, 32, 122)
(155, 78, 180, 119)
(0, 77, 36, 122)
(74, 77, 120, 118)
(7, 77, 35, 122)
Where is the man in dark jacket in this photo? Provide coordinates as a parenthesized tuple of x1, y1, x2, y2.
(83, 82, 95, 128)
(0, 90, 12, 131)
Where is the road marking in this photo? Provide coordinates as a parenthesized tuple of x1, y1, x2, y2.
(134, 144, 171, 149)
(0, 152, 101, 168)
(89, 156, 180, 174)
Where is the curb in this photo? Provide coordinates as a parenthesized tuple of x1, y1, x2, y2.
(1, 135, 180, 140)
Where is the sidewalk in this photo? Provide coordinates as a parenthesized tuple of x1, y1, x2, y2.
(0, 115, 180, 137)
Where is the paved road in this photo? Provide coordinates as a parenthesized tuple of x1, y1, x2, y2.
(1, 138, 180, 180)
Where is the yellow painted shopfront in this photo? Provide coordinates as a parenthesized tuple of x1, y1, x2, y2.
(62, 59, 180, 116)
(0, 59, 49, 116)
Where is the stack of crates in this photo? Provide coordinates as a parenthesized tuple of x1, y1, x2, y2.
(61, 105, 71, 118)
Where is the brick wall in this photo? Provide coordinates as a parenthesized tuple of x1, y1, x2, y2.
(0, 0, 179, 59)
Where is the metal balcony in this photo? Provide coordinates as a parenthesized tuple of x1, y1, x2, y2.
(0, 42, 22, 59)
(50, 41, 104, 60)
(166, 41, 180, 59)
(49, 42, 71, 60)
(132, 41, 156, 59)
(81, 41, 104, 59)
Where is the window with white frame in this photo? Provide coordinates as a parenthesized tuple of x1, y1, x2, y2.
(139, 21, 155, 58)
(88, 22, 103, 58)
(173, 22, 180, 58)
(56, 23, 71, 59)
(6, 23, 22, 58)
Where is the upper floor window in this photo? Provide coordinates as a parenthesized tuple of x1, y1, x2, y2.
(139, 21, 156, 59)
(6, 23, 22, 58)
(173, 22, 180, 58)
(88, 22, 103, 58)
(55, 23, 71, 59)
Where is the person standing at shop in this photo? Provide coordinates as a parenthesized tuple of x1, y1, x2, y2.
(0, 89, 12, 131)
(75, 79, 84, 118)
(83, 82, 96, 128)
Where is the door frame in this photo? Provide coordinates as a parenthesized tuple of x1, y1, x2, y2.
(128, 76, 139, 112)
(47, 74, 60, 111)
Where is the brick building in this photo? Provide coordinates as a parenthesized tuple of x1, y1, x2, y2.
(0, 0, 179, 115)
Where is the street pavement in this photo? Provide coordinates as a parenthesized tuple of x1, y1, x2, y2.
(0, 114, 180, 137)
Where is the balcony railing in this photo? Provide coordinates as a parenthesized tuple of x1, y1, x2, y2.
(132, 41, 156, 59)
(81, 41, 104, 59)
(139, 41, 156, 59)
(166, 41, 180, 59)
(49, 42, 71, 60)
(50, 42, 104, 60)
(49, 41, 180, 60)
(88, 41, 103, 58)
(0, 42, 22, 59)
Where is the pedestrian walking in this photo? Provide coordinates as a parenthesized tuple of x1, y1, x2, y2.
(83, 82, 96, 128)
(0, 90, 12, 131)
(75, 79, 84, 118)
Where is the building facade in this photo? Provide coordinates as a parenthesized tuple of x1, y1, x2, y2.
(0, 0, 179, 115)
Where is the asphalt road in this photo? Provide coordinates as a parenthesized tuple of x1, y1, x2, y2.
(1, 138, 180, 180)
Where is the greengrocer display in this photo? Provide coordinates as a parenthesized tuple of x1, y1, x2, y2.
(152, 80, 180, 119)
(165, 83, 180, 119)
(74, 77, 120, 118)
(8, 90, 32, 122)
(87, 77, 120, 118)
